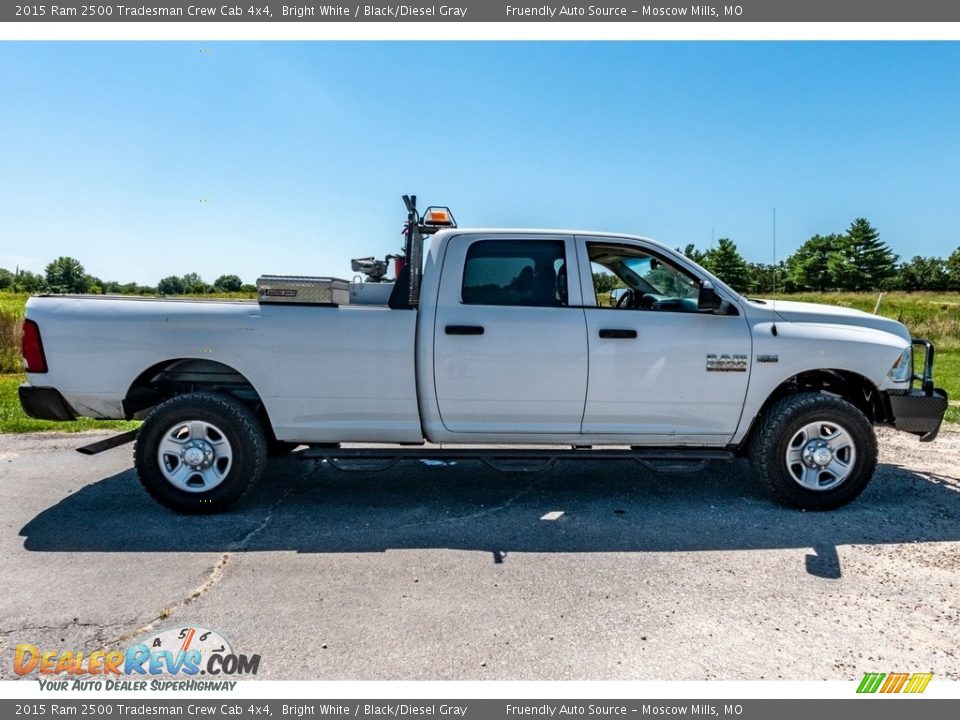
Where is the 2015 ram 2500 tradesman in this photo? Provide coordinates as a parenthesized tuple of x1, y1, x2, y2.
(19, 198, 948, 513)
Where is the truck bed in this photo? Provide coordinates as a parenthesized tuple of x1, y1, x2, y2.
(25, 295, 423, 443)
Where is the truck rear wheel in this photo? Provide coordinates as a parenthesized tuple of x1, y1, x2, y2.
(749, 392, 877, 510)
(134, 392, 267, 514)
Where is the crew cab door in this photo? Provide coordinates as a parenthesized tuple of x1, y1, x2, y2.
(575, 236, 751, 441)
(432, 234, 588, 433)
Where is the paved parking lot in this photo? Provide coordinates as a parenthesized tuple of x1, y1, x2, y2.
(1, 428, 958, 680)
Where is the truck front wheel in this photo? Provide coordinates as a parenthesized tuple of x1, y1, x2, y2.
(749, 392, 877, 510)
(134, 392, 267, 514)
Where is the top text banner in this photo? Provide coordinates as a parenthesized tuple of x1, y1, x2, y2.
(6, 0, 960, 22)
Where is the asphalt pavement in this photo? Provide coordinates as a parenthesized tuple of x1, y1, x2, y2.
(1, 429, 958, 681)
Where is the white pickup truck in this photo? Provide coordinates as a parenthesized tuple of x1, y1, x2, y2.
(19, 197, 948, 514)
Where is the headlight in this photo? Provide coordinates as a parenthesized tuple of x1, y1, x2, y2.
(888, 346, 912, 383)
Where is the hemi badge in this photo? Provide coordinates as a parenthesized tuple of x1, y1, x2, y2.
(706, 354, 748, 372)
(756, 354, 779, 363)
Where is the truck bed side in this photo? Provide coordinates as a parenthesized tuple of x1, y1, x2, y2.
(25, 296, 422, 443)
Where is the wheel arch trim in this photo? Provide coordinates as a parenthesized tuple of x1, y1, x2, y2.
(734, 367, 885, 450)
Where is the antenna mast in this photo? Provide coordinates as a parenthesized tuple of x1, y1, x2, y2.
(771, 207, 778, 336)
(772, 208, 777, 296)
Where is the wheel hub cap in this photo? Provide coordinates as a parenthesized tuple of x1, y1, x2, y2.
(182, 440, 214, 469)
(803, 441, 834, 468)
(157, 420, 232, 493)
(786, 420, 857, 492)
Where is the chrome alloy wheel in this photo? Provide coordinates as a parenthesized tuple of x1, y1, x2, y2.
(785, 420, 857, 492)
(157, 420, 233, 493)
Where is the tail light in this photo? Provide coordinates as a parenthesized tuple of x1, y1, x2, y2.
(22, 319, 48, 373)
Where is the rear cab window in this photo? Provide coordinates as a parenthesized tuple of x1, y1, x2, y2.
(462, 240, 568, 307)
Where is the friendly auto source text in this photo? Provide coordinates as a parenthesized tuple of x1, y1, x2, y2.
(505, 5, 743, 17)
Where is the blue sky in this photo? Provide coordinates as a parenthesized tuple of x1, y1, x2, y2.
(1, 41, 959, 285)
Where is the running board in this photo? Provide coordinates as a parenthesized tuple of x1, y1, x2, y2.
(298, 446, 735, 473)
(76, 429, 139, 455)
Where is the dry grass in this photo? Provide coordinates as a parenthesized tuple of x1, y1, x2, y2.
(0, 308, 22, 374)
(780, 292, 960, 349)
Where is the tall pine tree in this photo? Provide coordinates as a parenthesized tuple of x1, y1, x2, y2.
(827, 218, 898, 291)
(787, 234, 839, 291)
(701, 237, 753, 292)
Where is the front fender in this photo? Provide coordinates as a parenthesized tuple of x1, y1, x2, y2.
(732, 321, 909, 444)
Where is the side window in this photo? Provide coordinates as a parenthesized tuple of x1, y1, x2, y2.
(588, 243, 701, 312)
(462, 240, 568, 307)
(591, 262, 628, 307)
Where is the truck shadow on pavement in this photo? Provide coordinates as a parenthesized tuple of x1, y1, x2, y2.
(19, 456, 960, 579)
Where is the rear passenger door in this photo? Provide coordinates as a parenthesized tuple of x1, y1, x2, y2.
(432, 234, 589, 434)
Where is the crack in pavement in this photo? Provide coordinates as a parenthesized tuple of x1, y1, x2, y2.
(303, 475, 547, 541)
(0, 620, 121, 675)
(227, 485, 296, 552)
(102, 467, 309, 651)
(418, 478, 545, 526)
(0, 621, 103, 636)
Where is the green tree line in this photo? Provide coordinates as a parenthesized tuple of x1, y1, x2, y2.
(681, 218, 960, 294)
(0, 257, 253, 296)
(3, 218, 959, 297)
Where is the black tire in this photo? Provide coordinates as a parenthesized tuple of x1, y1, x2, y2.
(134, 392, 267, 514)
(749, 392, 877, 510)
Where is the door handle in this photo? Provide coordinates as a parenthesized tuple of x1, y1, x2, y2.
(598, 329, 637, 339)
(445, 325, 485, 335)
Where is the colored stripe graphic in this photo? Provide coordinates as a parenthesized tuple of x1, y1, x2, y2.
(904, 673, 934, 693)
(881, 672, 909, 693)
(857, 672, 933, 694)
(857, 673, 885, 693)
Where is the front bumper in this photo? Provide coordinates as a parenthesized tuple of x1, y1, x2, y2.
(886, 389, 948, 442)
(19, 385, 78, 421)
(883, 338, 948, 442)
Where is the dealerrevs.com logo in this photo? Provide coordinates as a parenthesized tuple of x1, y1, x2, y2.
(14, 626, 260, 691)
(857, 672, 933, 694)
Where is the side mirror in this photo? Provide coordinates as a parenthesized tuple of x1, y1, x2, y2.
(698, 280, 722, 312)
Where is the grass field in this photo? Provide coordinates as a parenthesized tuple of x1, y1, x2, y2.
(0, 290, 957, 432)
(784, 292, 960, 350)
(936, 353, 960, 424)
(0, 293, 26, 375)
(0, 374, 138, 433)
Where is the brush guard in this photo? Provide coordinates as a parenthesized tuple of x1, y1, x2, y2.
(884, 338, 948, 442)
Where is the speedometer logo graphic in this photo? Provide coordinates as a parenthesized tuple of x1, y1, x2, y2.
(146, 626, 234, 673)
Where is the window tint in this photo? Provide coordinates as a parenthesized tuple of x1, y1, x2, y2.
(462, 240, 568, 307)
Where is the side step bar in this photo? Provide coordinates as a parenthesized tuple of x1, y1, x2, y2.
(76, 429, 139, 455)
(298, 446, 735, 473)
